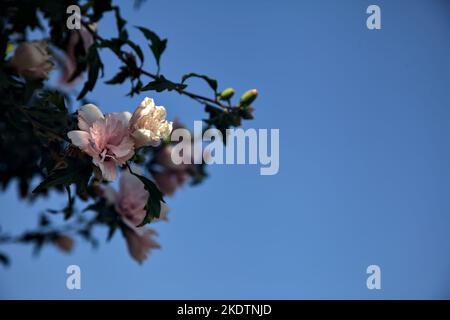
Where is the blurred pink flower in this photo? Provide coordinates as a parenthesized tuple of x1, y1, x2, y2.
(103, 171, 169, 226)
(67, 104, 134, 181)
(153, 140, 195, 196)
(9, 40, 53, 79)
(101, 171, 169, 264)
(54, 235, 74, 253)
(60, 25, 95, 85)
(154, 169, 190, 196)
(123, 226, 160, 264)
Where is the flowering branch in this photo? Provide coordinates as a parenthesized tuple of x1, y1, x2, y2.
(0, 0, 257, 266)
(80, 19, 231, 110)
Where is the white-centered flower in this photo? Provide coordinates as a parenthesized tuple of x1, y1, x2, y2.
(128, 97, 173, 148)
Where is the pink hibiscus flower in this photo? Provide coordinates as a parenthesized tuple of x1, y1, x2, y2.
(67, 104, 135, 181)
(101, 171, 169, 263)
(123, 227, 161, 264)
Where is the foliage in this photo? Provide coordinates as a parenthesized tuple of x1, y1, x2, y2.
(0, 0, 257, 265)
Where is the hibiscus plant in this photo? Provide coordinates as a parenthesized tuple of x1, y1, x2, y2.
(0, 0, 257, 265)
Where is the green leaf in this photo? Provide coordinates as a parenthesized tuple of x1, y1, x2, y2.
(83, 201, 105, 213)
(0, 252, 10, 267)
(113, 6, 126, 33)
(63, 186, 75, 220)
(129, 171, 165, 227)
(105, 67, 129, 85)
(89, 0, 113, 22)
(39, 214, 50, 227)
(39, 90, 67, 112)
(136, 26, 167, 67)
(127, 79, 143, 97)
(107, 225, 117, 242)
(126, 40, 144, 62)
(190, 163, 208, 185)
(182, 73, 218, 94)
(141, 75, 186, 92)
(77, 46, 104, 100)
(98, 38, 123, 56)
(32, 158, 92, 194)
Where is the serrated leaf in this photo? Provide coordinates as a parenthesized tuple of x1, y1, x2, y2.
(136, 26, 167, 67)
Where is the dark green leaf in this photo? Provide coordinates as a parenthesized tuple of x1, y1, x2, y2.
(141, 75, 186, 92)
(129, 171, 164, 227)
(90, 0, 113, 21)
(63, 186, 75, 220)
(105, 67, 129, 85)
(107, 225, 117, 242)
(98, 38, 123, 56)
(136, 26, 167, 67)
(39, 215, 50, 227)
(113, 6, 126, 33)
(32, 158, 92, 194)
(83, 201, 105, 213)
(77, 46, 104, 100)
(127, 79, 143, 97)
(126, 40, 144, 62)
(182, 73, 218, 94)
(39, 90, 67, 112)
(190, 163, 208, 185)
(0, 252, 10, 267)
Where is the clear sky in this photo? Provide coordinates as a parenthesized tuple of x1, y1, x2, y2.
(2, 0, 450, 299)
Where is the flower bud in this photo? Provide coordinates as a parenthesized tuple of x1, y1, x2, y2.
(54, 235, 74, 253)
(239, 89, 258, 106)
(9, 40, 53, 80)
(6, 43, 13, 55)
(218, 88, 235, 101)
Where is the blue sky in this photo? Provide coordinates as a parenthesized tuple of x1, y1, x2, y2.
(2, 0, 450, 299)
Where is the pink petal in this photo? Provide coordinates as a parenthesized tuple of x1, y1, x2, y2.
(123, 226, 160, 264)
(89, 119, 107, 151)
(78, 104, 104, 131)
(104, 114, 128, 146)
(67, 130, 90, 149)
(94, 159, 117, 181)
(154, 202, 170, 222)
(110, 112, 132, 126)
(108, 136, 134, 160)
